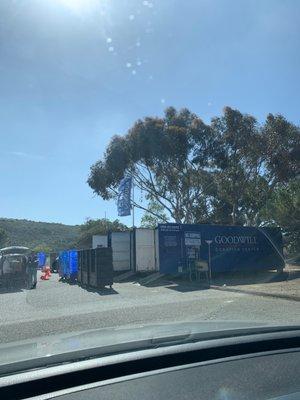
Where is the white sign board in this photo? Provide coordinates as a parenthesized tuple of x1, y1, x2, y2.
(184, 232, 201, 246)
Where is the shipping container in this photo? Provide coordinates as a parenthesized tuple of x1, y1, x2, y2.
(110, 231, 131, 271)
(132, 228, 157, 272)
(156, 223, 285, 275)
(92, 235, 108, 249)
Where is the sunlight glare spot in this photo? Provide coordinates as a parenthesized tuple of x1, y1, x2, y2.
(129, 14, 135, 21)
(106, 38, 112, 43)
(57, 0, 98, 14)
(108, 46, 114, 52)
(126, 62, 132, 68)
(132, 70, 137, 75)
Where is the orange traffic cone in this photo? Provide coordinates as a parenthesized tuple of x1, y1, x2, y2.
(40, 266, 51, 280)
(45, 266, 51, 279)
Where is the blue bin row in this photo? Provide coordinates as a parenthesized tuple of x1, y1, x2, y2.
(58, 250, 78, 280)
(37, 252, 47, 268)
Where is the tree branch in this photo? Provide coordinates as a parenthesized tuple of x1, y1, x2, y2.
(129, 166, 177, 216)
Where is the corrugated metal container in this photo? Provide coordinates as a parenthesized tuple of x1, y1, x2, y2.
(156, 223, 285, 275)
(89, 248, 113, 288)
(92, 235, 108, 249)
(133, 228, 157, 272)
(111, 231, 131, 271)
(50, 252, 58, 270)
(88, 249, 97, 287)
(81, 249, 90, 286)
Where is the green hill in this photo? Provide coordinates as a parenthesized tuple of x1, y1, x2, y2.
(0, 218, 80, 252)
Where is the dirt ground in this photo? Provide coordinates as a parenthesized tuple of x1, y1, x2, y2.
(211, 264, 300, 301)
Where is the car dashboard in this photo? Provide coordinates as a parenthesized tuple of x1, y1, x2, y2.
(0, 328, 299, 400)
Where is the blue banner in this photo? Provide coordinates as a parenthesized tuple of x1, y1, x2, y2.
(117, 176, 132, 216)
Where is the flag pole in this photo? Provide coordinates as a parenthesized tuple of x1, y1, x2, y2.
(132, 177, 135, 228)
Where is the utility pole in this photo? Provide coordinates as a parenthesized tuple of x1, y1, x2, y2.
(104, 211, 108, 232)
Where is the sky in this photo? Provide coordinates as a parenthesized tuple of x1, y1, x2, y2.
(0, 0, 299, 226)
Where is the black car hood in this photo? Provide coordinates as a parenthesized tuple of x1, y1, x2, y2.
(0, 320, 298, 376)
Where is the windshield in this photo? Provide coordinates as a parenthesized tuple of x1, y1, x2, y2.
(0, 0, 299, 365)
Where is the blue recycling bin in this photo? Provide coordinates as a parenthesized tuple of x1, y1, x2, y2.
(69, 250, 78, 280)
(59, 250, 70, 279)
(37, 252, 46, 268)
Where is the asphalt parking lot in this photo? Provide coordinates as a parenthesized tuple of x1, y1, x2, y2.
(0, 267, 299, 343)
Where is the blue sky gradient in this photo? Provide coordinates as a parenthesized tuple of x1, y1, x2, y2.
(0, 0, 299, 226)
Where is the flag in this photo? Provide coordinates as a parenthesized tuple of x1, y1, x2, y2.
(117, 176, 132, 216)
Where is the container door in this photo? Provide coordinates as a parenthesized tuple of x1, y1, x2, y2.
(158, 225, 183, 275)
(135, 229, 156, 272)
(111, 232, 131, 271)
